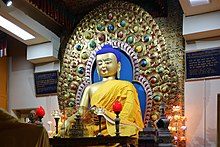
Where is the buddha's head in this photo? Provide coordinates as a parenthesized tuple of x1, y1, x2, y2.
(96, 44, 121, 79)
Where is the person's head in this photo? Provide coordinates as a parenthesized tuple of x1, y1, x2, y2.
(96, 44, 121, 79)
(28, 110, 37, 123)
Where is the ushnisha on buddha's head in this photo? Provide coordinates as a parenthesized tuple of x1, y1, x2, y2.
(96, 44, 121, 79)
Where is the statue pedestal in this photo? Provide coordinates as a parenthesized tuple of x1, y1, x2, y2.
(155, 102, 174, 147)
(69, 114, 88, 138)
(156, 128, 173, 147)
(138, 127, 157, 146)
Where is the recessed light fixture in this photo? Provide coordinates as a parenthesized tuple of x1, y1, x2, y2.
(0, 15, 35, 40)
(2, 0, 12, 7)
(189, 0, 210, 6)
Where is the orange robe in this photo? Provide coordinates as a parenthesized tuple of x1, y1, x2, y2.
(0, 108, 50, 147)
(88, 80, 144, 137)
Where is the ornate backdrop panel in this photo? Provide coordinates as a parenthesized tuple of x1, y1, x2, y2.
(58, 1, 179, 127)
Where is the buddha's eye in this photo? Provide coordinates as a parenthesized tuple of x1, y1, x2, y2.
(105, 61, 111, 64)
(97, 61, 103, 66)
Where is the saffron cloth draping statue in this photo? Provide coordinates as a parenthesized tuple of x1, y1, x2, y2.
(61, 44, 144, 137)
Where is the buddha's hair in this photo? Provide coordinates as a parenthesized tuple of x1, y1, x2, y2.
(96, 44, 121, 62)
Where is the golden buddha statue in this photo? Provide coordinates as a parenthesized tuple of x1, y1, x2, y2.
(61, 44, 144, 137)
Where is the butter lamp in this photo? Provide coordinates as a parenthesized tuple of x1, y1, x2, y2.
(112, 100, 122, 136)
(52, 110, 62, 138)
(36, 106, 45, 125)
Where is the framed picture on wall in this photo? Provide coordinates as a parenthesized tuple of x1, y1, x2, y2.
(185, 48, 220, 81)
(34, 70, 58, 97)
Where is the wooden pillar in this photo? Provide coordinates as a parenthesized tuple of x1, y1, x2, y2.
(0, 57, 8, 110)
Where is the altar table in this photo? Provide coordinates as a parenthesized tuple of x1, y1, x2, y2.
(49, 136, 137, 147)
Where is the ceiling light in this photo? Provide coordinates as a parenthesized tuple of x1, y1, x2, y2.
(189, 0, 210, 6)
(0, 16, 35, 40)
(2, 0, 12, 7)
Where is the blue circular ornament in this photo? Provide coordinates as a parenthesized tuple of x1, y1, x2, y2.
(108, 24, 114, 32)
(75, 45, 81, 51)
(144, 36, 149, 42)
(78, 67, 84, 74)
(140, 59, 147, 67)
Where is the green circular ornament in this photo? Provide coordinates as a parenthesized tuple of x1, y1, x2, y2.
(127, 36, 133, 43)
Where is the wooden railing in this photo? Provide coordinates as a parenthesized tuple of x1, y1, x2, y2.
(27, 0, 74, 33)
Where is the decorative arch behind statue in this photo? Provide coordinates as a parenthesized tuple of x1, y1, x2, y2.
(58, 1, 178, 126)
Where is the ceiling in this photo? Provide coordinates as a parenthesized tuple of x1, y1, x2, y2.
(0, 0, 49, 45)
(62, 0, 168, 17)
(62, 0, 220, 17)
(63, 0, 107, 15)
(0, 0, 220, 46)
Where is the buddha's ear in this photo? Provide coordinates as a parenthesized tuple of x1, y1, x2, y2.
(117, 62, 121, 79)
(117, 62, 121, 71)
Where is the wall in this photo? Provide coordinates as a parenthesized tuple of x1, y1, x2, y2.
(7, 35, 59, 131)
(185, 37, 220, 146)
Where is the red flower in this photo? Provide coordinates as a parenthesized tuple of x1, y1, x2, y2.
(112, 100, 122, 113)
(36, 106, 45, 117)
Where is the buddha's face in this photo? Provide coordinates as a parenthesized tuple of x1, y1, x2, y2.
(96, 53, 120, 78)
